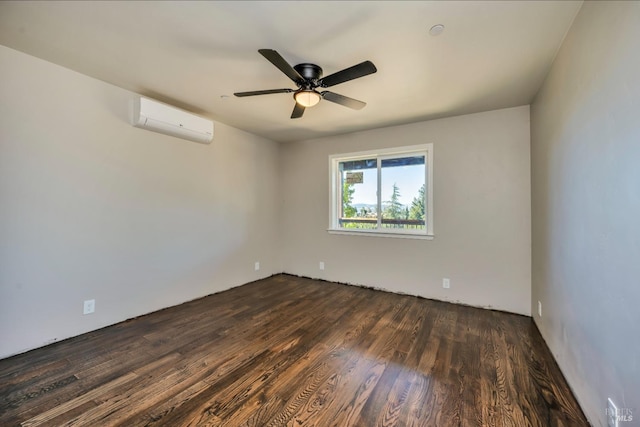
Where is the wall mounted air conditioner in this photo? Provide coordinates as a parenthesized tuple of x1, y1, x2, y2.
(132, 96, 214, 144)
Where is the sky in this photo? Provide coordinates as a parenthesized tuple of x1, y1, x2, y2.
(348, 164, 424, 206)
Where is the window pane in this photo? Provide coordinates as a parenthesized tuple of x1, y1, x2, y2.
(339, 158, 377, 229)
(380, 155, 426, 230)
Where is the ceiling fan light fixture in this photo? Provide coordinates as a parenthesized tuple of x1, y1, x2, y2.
(235, 50, 376, 118)
(294, 90, 321, 108)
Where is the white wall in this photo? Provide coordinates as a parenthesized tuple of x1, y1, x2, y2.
(280, 106, 532, 315)
(0, 45, 281, 359)
(530, 2, 640, 425)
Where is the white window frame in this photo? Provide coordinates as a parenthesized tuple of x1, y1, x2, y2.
(328, 144, 434, 239)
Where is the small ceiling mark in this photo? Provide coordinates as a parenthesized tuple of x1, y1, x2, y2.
(429, 24, 445, 36)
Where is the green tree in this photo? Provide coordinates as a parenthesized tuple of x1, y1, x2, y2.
(342, 181, 357, 218)
(383, 183, 403, 219)
(409, 184, 425, 220)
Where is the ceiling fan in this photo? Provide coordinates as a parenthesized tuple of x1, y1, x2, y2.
(234, 49, 377, 119)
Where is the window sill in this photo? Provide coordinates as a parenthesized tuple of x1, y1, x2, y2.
(327, 229, 434, 240)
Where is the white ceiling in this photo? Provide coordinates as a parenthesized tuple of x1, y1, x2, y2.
(0, 1, 582, 143)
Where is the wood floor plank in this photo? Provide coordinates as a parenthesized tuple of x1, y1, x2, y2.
(0, 274, 589, 426)
(19, 372, 138, 426)
(402, 372, 434, 427)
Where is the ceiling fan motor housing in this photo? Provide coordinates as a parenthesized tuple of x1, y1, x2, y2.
(293, 63, 323, 85)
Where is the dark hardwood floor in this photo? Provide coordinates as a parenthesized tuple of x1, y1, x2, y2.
(0, 274, 588, 426)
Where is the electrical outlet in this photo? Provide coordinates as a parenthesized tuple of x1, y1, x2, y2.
(538, 301, 542, 317)
(254, 261, 260, 271)
(607, 398, 618, 427)
(442, 278, 450, 289)
(319, 261, 325, 270)
(83, 299, 95, 315)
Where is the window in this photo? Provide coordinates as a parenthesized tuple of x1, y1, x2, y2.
(329, 144, 433, 238)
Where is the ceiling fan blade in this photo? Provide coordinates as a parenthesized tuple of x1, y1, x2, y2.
(259, 49, 304, 83)
(291, 103, 305, 119)
(318, 61, 377, 88)
(321, 91, 366, 110)
(234, 88, 293, 97)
